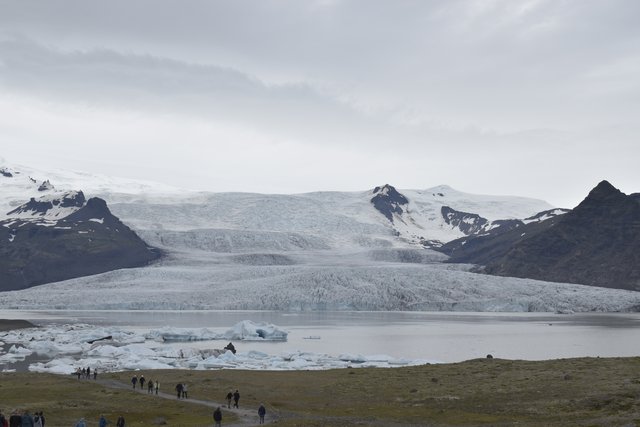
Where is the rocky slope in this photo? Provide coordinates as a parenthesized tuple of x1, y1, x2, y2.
(0, 191, 160, 291)
(441, 181, 640, 291)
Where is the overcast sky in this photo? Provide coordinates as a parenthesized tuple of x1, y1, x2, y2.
(1, 0, 638, 207)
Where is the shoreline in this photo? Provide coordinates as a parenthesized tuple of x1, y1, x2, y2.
(0, 319, 35, 331)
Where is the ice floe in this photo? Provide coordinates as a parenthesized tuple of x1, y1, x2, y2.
(0, 320, 432, 374)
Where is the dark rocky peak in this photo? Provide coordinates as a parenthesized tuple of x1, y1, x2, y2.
(441, 206, 489, 235)
(7, 191, 86, 217)
(584, 180, 624, 202)
(371, 184, 409, 222)
(571, 180, 637, 219)
(63, 197, 116, 224)
(7, 198, 53, 216)
(38, 179, 55, 191)
(59, 191, 86, 208)
(631, 193, 640, 204)
(0, 167, 13, 177)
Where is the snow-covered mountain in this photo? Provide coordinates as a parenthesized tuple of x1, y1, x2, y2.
(3, 159, 638, 313)
(0, 164, 160, 290)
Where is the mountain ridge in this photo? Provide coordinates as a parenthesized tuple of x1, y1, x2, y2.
(442, 180, 640, 291)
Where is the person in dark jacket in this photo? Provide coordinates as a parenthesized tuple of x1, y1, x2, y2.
(258, 404, 266, 424)
(139, 375, 145, 390)
(131, 375, 137, 389)
(116, 415, 125, 427)
(9, 410, 21, 427)
(233, 390, 240, 408)
(175, 383, 183, 399)
(98, 414, 107, 427)
(226, 391, 233, 408)
(20, 411, 34, 427)
(213, 407, 222, 427)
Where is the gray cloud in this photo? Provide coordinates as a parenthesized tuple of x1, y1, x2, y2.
(0, 0, 638, 207)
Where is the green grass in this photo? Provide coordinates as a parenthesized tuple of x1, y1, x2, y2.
(3, 357, 640, 426)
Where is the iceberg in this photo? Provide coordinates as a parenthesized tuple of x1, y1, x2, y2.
(146, 320, 288, 342)
(223, 320, 288, 341)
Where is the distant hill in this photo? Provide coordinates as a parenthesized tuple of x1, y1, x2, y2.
(440, 181, 640, 291)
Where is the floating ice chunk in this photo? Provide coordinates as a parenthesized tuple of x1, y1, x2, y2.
(27, 340, 82, 355)
(146, 327, 219, 342)
(242, 350, 270, 359)
(121, 359, 175, 370)
(29, 358, 78, 375)
(223, 320, 288, 341)
(338, 353, 366, 363)
(86, 345, 124, 358)
(119, 344, 158, 357)
(217, 350, 238, 362)
(363, 354, 395, 362)
(146, 321, 288, 342)
(9, 345, 32, 356)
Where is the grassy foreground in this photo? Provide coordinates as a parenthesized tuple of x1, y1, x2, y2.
(2, 357, 640, 426)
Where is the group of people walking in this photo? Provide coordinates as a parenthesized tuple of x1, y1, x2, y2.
(213, 397, 267, 426)
(225, 389, 240, 408)
(130, 375, 159, 395)
(0, 410, 45, 427)
(174, 382, 188, 399)
(60, 374, 268, 425)
(75, 367, 97, 380)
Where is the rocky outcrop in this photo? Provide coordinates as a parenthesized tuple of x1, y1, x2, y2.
(370, 184, 409, 222)
(441, 181, 640, 291)
(0, 194, 161, 291)
(441, 206, 489, 235)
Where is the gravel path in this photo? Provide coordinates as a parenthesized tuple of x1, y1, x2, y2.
(95, 378, 273, 426)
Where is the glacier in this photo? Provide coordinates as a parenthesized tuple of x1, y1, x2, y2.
(1, 160, 638, 313)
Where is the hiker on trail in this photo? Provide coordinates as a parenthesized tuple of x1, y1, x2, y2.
(76, 368, 82, 380)
(33, 412, 42, 427)
(116, 415, 125, 427)
(98, 414, 107, 427)
(9, 410, 21, 427)
(82, 368, 86, 378)
(139, 375, 145, 390)
(233, 390, 240, 408)
(154, 380, 159, 395)
(226, 391, 233, 408)
(147, 380, 154, 394)
(213, 407, 222, 427)
(0, 410, 7, 427)
(93, 369, 98, 380)
(175, 383, 183, 399)
(86, 367, 91, 379)
(75, 418, 86, 427)
(21, 410, 34, 427)
(131, 375, 137, 389)
(37, 412, 45, 427)
(258, 404, 266, 424)
(182, 383, 188, 399)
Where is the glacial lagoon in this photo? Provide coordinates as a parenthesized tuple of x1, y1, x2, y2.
(2, 310, 640, 373)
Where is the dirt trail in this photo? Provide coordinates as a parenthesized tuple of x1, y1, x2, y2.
(95, 378, 274, 426)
